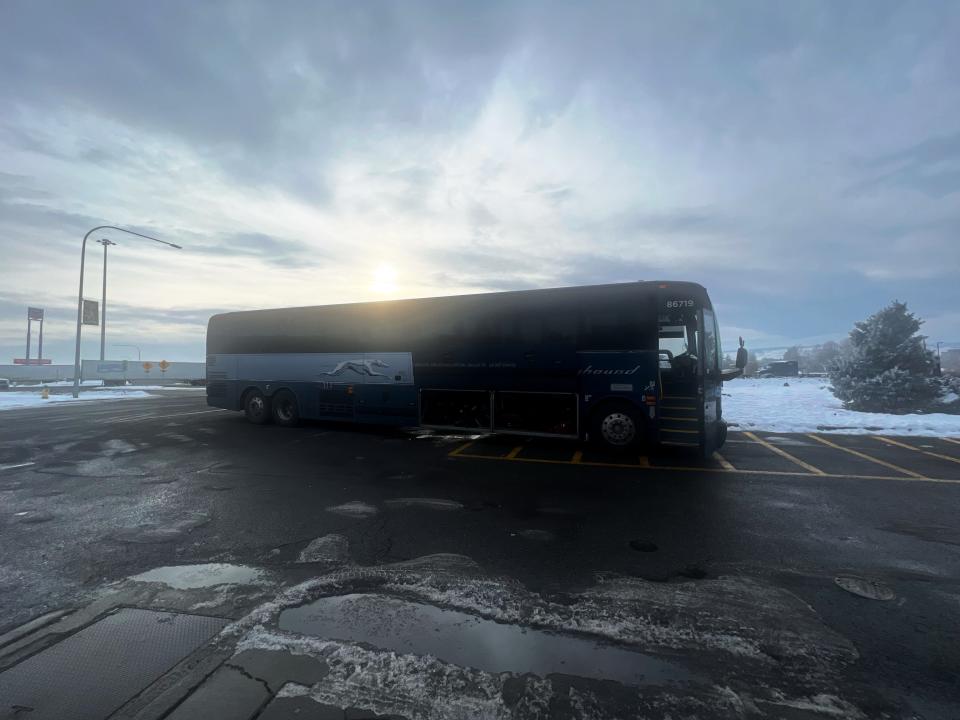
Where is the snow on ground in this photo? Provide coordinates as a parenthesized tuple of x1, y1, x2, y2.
(724, 377, 960, 436)
(0, 390, 153, 411)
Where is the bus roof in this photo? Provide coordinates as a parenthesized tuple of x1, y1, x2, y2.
(208, 280, 711, 325)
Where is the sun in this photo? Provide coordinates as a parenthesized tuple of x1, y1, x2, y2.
(370, 264, 398, 294)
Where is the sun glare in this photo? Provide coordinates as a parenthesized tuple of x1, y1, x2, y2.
(370, 264, 398, 294)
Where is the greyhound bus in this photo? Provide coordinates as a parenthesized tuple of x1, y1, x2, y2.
(205, 281, 743, 455)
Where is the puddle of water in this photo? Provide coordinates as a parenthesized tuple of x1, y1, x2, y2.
(130, 563, 266, 589)
(279, 593, 696, 687)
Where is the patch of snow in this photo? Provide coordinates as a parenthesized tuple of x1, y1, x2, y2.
(297, 534, 351, 564)
(384, 497, 464, 511)
(239, 627, 509, 720)
(0, 390, 153, 411)
(724, 378, 960, 436)
(93, 385, 205, 391)
(130, 563, 267, 589)
(325, 501, 378, 518)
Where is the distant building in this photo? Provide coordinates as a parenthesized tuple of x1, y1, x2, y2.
(758, 360, 799, 378)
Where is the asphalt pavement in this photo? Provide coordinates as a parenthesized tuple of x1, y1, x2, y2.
(1, 391, 959, 719)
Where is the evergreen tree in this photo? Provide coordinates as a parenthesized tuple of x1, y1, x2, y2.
(829, 301, 940, 412)
(783, 346, 801, 362)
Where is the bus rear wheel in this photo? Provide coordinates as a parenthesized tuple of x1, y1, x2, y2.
(591, 402, 642, 451)
(271, 390, 300, 427)
(243, 389, 271, 425)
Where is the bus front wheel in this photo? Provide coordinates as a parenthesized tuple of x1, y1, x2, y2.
(591, 402, 641, 451)
(243, 389, 271, 425)
(271, 390, 300, 427)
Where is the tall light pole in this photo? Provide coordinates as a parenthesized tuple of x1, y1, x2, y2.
(112, 344, 141, 361)
(98, 238, 116, 361)
(73, 226, 182, 398)
(936, 341, 943, 377)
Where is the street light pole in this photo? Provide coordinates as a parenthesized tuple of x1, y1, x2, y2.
(936, 341, 943, 377)
(73, 226, 182, 398)
(98, 238, 116, 362)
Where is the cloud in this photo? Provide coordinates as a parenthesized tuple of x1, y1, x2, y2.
(1, 0, 959, 364)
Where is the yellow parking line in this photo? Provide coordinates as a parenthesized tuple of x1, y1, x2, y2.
(743, 431, 826, 475)
(807, 434, 926, 479)
(448, 451, 960, 484)
(876, 436, 960, 466)
(448, 441, 474, 457)
(942, 437, 960, 446)
(570, 450, 583, 464)
(713, 453, 735, 471)
(505, 445, 524, 459)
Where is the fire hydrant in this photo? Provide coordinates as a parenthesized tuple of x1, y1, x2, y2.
(41, 386, 49, 400)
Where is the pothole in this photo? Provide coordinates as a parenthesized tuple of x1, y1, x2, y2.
(834, 575, 895, 601)
(278, 593, 698, 687)
(130, 563, 267, 589)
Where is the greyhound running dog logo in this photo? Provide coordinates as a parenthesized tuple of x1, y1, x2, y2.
(322, 359, 390, 378)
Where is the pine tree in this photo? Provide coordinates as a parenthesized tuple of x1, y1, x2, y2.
(829, 301, 940, 413)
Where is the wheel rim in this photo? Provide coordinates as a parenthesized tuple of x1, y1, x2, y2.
(249, 395, 265, 417)
(277, 400, 294, 422)
(601, 411, 636, 446)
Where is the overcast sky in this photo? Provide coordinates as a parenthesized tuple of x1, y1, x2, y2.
(1, 0, 958, 363)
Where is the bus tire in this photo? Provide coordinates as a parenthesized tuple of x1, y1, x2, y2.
(591, 401, 641, 451)
(243, 389, 271, 425)
(271, 389, 300, 427)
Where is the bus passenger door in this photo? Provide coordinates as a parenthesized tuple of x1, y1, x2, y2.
(700, 309, 721, 457)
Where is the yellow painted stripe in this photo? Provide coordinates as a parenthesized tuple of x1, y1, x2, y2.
(807, 434, 926, 479)
(713, 452, 735, 471)
(941, 437, 960, 446)
(448, 441, 474, 457)
(876, 436, 960, 466)
(449, 452, 960, 484)
(505, 445, 524, 459)
(743, 431, 826, 475)
(570, 450, 583, 464)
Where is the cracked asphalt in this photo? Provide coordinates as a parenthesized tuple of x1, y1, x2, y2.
(1, 390, 959, 718)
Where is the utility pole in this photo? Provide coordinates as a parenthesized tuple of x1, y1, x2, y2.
(936, 341, 943, 377)
(98, 238, 116, 361)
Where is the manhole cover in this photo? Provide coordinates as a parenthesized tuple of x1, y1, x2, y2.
(834, 575, 895, 601)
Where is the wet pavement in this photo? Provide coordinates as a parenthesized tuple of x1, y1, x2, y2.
(1, 391, 959, 718)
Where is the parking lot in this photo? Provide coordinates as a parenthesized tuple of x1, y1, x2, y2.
(1, 391, 959, 719)
(450, 428, 960, 483)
